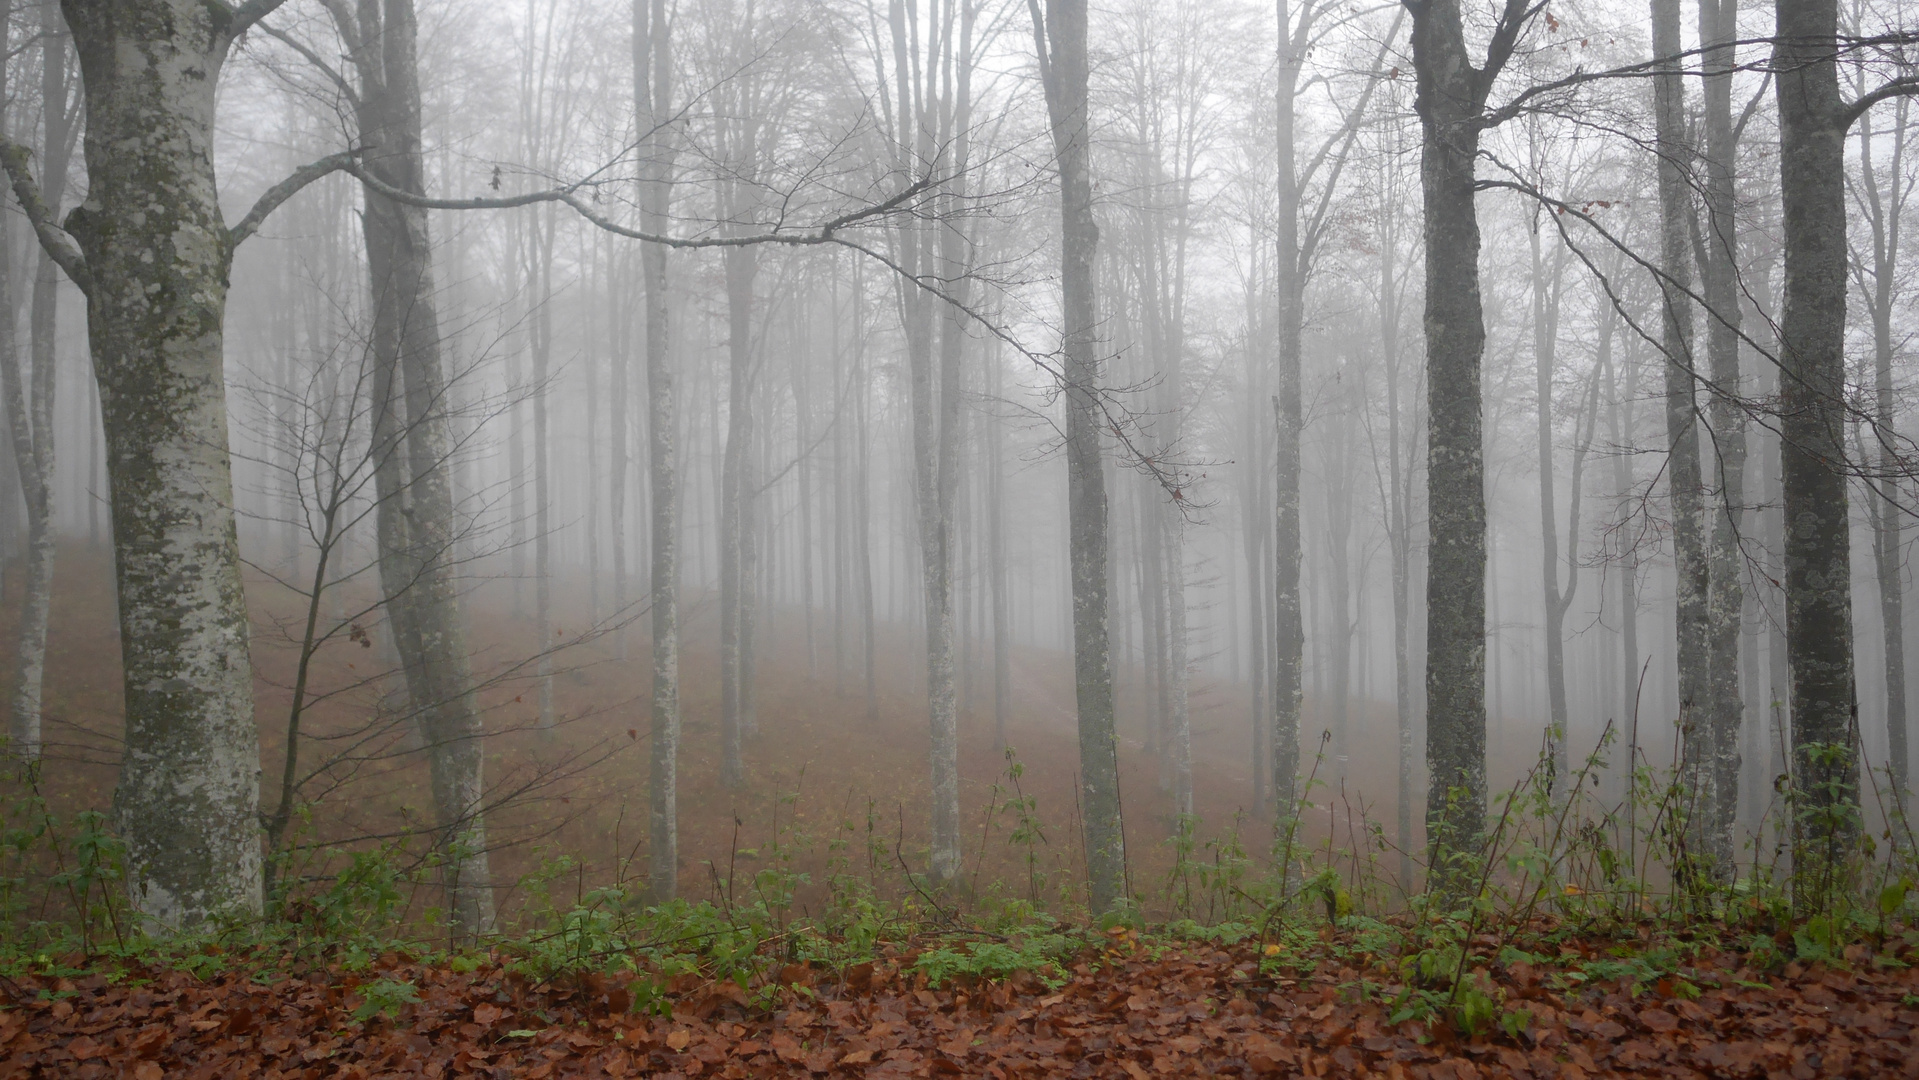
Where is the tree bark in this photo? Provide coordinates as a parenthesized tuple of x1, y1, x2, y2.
(332, 0, 496, 935)
(1271, 0, 1306, 824)
(1033, 0, 1124, 913)
(1409, 0, 1511, 874)
(2, 9, 72, 764)
(1696, 0, 1744, 878)
(635, 0, 681, 902)
(56, 0, 275, 928)
(1651, 0, 1712, 872)
(1774, 0, 1862, 887)
(1532, 224, 1573, 788)
(1856, 91, 1909, 804)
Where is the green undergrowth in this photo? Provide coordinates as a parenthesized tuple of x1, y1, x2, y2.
(4, 736, 1919, 1042)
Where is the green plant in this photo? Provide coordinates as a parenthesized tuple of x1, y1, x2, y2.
(351, 977, 420, 1022)
(913, 934, 1075, 989)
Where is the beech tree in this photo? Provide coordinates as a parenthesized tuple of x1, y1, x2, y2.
(1, 0, 357, 928)
(1403, 0, 1545, 877)
(1031, 0, 1125, 914)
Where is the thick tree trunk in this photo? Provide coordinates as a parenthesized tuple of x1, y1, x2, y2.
(1409, 0, 1493, 872)
(60, 0, 266, 928)
(1774, 0, 1862, 887)
(1035, 0, 1123, 913)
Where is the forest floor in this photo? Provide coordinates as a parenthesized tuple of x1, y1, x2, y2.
(13, 545, 1897, 1078)
(5, 930, 1919, 1079)
(11, 543, 1467, 917)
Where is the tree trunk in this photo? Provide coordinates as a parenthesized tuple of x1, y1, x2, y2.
(1696, 0, 1744, 878)
(1857, 91, 1909, 805)
(334, 0, 496, 935)
(1034, 0, 1123, 913)
(1409, 0, 1495, 872)
(634, 0, 682, 901)
(2, 9, 71, 763)
(59, 0, 268, 928)
(1774, 0, 1862, 889)
(1532, 224, 1572, 788)
(1652, 0, 1712, 871)
(720, 237, 756, 790)
(532, 207, 555, 732)
(1271, 0, 1306, 823)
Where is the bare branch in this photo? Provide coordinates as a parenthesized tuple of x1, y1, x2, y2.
(342, 161, 935, 249)
(228, 150, 361, 252)
(228, 0, 297, 39)
(1845, 73, 1919, 128)
(0, 140, 90, 296)
(256, 21, 363, 110)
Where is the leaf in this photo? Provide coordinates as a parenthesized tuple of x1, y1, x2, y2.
(665, 1028, 691, 1052)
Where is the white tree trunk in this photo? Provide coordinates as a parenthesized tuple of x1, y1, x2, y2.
(58, 0, 268, 928)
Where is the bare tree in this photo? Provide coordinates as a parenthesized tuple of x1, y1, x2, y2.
(635, 0, 684, 904)
(1847, 33, 1913, 805)
(309, 0, 498, 936)
(1695, 0, 1745, 881)
(0, 7, 76, 764)
(1031, 0, 1124, 913)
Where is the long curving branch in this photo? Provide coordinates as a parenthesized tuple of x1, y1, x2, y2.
(229, 150, 363, 252)
(342, 162, 936, 249)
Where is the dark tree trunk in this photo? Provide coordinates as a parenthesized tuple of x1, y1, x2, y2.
(1774, 0, 1862, 891)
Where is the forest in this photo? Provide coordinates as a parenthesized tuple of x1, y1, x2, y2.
(3, 0, 1919, 1076)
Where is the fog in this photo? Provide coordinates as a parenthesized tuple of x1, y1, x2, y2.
(0, 0, 1911, 927)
